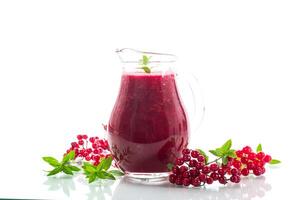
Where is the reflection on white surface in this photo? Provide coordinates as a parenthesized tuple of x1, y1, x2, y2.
(43, 175, 271, 200)
(43, 176, 76, 197)
(112, 176, 272, 200)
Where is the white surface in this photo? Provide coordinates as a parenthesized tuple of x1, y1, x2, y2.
(0, 0, 299, 199)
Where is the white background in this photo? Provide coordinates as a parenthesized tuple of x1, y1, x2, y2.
(0, 0, 299, 199)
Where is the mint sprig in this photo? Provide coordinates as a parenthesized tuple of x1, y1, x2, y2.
(139, 55, 151, 73)
(42, 150, 80, 176)
(208, 139, 236, 165)
(82, 156, 124, 183)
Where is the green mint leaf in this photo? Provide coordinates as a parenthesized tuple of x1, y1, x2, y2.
(62, 166, 74, 175)
(67, 165, 80, 172)
(62, 150, 75, 164)
(167, 163, 174, 171)
(143, 55, 149, 65)
(222, 156, 228, 165)
(97, 156, 113, 171)
(47, 167, 62, 176)
(220, 139, 232, 152)
(84, 165, 97, 174)
(141, 66, 151, 73)
(88, 173, 97, 183)
(209, 149, 223, 157)
(256, 144, 262, 152)
(108, 170, 125, 176)
(269, 159, 281, 164)
(226, 149, 237, 158)
(97, 171, 116, 180)
(196, 149, 209, 164)
(42, 157, 60, 167)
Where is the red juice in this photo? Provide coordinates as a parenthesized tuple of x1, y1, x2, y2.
(108, 72, 189, 173)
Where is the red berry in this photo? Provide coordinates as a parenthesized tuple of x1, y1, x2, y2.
(231, 168, 239, 175)
(78, 140, 84, 145)
(241, 168, 249, 176)
(175, 178, 183, 185)
(248, 152, 256, 160)
(218, 168, 226, 175)
(230, 175, 239, 183)
(196, 162, 204, 170)
(235, 176, 241, 183)
(253, 168, 262, 176)
(236, 150, 243, 158)
(82, 134, 88, 139)
(206, 177, 213, 184)
(182, 178, 190, 186)
(218, 176, 227, 184)
(85, 156, 91, 161)
(182, 171, 190, 178)
(242, 146, 252, 154)
(197, 155, 205, 163)
(87, 148, 92, 153)
(202, 166, 211, 174)
(92, 143, 98, 149)
(198, 173, 206, 182)
(172, 166, 180, 174)
(210, 172, 219, 181)
(169, 174, 176, 184)
(189, 169, 198, 177)
(192, 177, 201, 187)
(241, 157, 248, 164)
(183, 155, 191, 162)
(233, 160, 241, 169)
(179, 166, 188, 173)
(256, 152, 265, 160)
(71, 142, 79, 148)
(89, 137, 95, 143)
(77, 135, 83, 140)
(93, 155, 100, 161)
(260, 167, 266, 174)
(191, 150, 200, 158)
(182, 149, 190, 155)
(263, 155, 272, 163)
(176, 158, 184, 166)
(189, 159, 197, 167)
(210, 163, 219, 171)
(247, 162, 255, 170)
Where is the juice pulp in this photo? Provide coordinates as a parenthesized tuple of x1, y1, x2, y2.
(108, 72, 189, 173)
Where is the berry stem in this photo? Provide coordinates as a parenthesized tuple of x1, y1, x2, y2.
(207, 157, 223, 165)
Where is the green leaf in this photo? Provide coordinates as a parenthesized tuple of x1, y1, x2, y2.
(167, 163, 174, 171)
(67, 165, 80, 172)
(256, 144, 262, 152)
(142, 55, 150, 65)
(47, 167, 62, 176)
(221, 139, 232, 152)
(108, 170, 125, 176)
(226, 149, 237, 158)
(62, 166, 74, 175)
(196, 149, 209, 164)
(84, 165, 97, 173)
(97, 171, 116, 180)
(88, 173, 97, 183)
(97, 156, 113, 171)
(209, 149, 223, 157)
(42, 157, 60, 167)
(141, 66, 151, 73)
(222, 156, 228, 165)
(62, 150, 75, 164)
(269, 159, 281, 164)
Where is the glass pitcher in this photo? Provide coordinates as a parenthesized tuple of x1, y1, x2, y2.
(107, 48, 204, 179)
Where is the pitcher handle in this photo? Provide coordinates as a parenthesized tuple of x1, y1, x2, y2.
(177, 72, 205, 134)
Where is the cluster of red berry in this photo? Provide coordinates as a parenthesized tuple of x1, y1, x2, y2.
(66, 134, 110, 166)
(169, 146, 272, 187)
